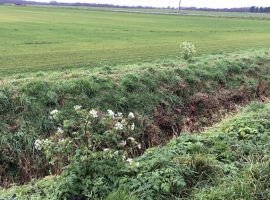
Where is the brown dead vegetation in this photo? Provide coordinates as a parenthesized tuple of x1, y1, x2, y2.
(145, 81, 269, 148)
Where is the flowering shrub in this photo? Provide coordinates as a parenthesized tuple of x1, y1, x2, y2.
(33, 106, 145, 199)
(36, 106, 141, 170)
(180, 42, 197, 60)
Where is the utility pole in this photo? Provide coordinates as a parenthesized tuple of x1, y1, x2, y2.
(178, 0, 182, 13)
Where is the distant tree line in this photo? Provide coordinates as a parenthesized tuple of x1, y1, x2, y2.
(250, 6, 270, 13)
(1, 0, 270, 14)
(183, 7, 251, 13)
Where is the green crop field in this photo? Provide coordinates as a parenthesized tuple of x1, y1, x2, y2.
(0, 5, 270, 75)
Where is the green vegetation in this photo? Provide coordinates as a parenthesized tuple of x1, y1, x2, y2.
(1, 49, 270, 198)
(1, 5, 270, 75)
(91, 6, 270, 19)
(1, 5, 270, 199)
(1, 100, 270, 200)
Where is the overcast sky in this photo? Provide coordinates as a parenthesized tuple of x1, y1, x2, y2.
(35, 0, 270, 8)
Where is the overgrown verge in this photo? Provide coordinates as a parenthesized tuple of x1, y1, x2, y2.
(0, 51, 270, 187)
(1, 101, 270, 200)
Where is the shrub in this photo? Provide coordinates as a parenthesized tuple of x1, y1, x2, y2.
(38, 107, 140, 170)
(180, 42, 197, 60)
(34, 107, 142, 199)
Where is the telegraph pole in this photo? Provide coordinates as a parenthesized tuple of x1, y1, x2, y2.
(178, 0, 182, 13)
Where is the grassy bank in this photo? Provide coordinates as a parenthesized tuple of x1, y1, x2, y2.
(0, 50, 270, 188)
(1, 100, 270, 200)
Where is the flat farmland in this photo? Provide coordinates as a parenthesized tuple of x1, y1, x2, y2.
(0, 5, 270, 74)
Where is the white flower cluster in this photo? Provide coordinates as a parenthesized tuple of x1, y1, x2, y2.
(107, 110, 115, 118)
(74, 105, 82, 111)
(115, 122, 124, 130)
(34, 139, 52, 151)
(119, 137, 141, 149)
(105, 110, 136, 131)
(42, 139, 51, 147)
(89, 109, 98, 118)
(119, 140, 127, 147)
(180, 42, 196, 60)
(117, 112, 123, 117)
(128, 112, 135, 119)
(34, 139, 42, 151)
(115, 121, 135, 131)
(131, 123, 135, 131)
(126, 158, 133, 164)
(107, 110, 135, 119)
(126, 158, 140, 167)
(49, 109, 59, 119)
(50, 109, 59, 115)
(57, 127, 64, 134)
